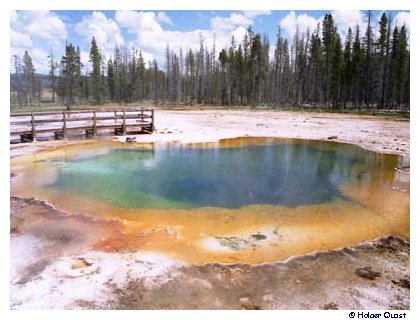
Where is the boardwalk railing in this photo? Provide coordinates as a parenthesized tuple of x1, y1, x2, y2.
(10, 109, 154, 143)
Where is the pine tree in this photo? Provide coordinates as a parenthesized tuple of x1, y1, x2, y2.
(250, 32, 262, 106)
(293, 29, 310, 106)
(322, 13, 335, 106)
(107, 58, 115, 102)
(243, 27, 254, 105)
(331, 32, 344, 108)
(343, 28, 353, 108)
(377, 12, 388, 108)
(363, 11, 374, 107)
(137, 52, 147, 100)
(48, 51, 57, 103)
(234, 44, 244, 104)
(22, 50, 36, 106)
(352, 26, 365, 108)
(391, 25, 409, 108)
(13, 54, 23, 106)
(75, 46, 83, 102)
(89, 37, 104, 104)
(218, 48, 228, 105)
(273, 30, 287, 106)
(186, 49, 196, 103)
(58, 42, 83, 108)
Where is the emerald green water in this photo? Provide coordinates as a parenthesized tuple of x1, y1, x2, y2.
(47, 138, 399, 209)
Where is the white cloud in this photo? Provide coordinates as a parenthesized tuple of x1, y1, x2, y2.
(115, 10, 264, 65)
(156, 12, 173, 26)
(12, 11, 67, 47)
(31, 47, 50, 70)
(211, 13, 253, 31)
(126, 28, 210, 62)
(332, 10, 367, 39)
(10, 10, 68, 73)
(116, 11, 163, 34)
(75, 11, 124, 59)
(10, 10, 18, 23)
(393, 11, 410, 32)
(26, 12, 67, 43)
(279, 11, 320, 39)
(231, 26, 248, 44)
(10, 30, 33, 48)
(242, 10, 272, 18)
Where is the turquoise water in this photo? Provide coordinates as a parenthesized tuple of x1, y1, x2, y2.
(47, 139, 398, 209)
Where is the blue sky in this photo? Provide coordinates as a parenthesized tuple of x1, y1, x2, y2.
(10, 10, 410, 74)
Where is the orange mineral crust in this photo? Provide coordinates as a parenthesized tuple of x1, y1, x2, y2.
(10, 138, 409, 264)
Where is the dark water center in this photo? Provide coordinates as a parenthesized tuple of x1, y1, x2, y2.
(48, 138, 400, 209)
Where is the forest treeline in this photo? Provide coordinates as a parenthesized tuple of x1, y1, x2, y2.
(11, 12, 409, 111)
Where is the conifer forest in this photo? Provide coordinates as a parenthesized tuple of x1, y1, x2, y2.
(11, 12, 409, 111)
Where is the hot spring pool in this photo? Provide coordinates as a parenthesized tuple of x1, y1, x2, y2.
(11, 137, 410, 264)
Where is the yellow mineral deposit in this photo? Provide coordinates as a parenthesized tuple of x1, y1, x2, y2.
(10, 139, 409, 265)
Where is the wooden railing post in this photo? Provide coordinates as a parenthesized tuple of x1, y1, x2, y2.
(122, 110, 126, 135)
(93, 111, 97, 137)
(31, 112, 36, 141)
(151, 109, 154, 132)
(62, 111, 67, 138)
(114, 109, 117, 124)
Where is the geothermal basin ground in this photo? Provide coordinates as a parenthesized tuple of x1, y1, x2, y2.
(10, 109, 410, 309)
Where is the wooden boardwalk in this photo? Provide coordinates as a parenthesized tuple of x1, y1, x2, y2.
(10, 109, 154, 143)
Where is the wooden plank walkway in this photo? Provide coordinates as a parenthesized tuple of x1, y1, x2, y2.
(10, 108, 154, 143)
